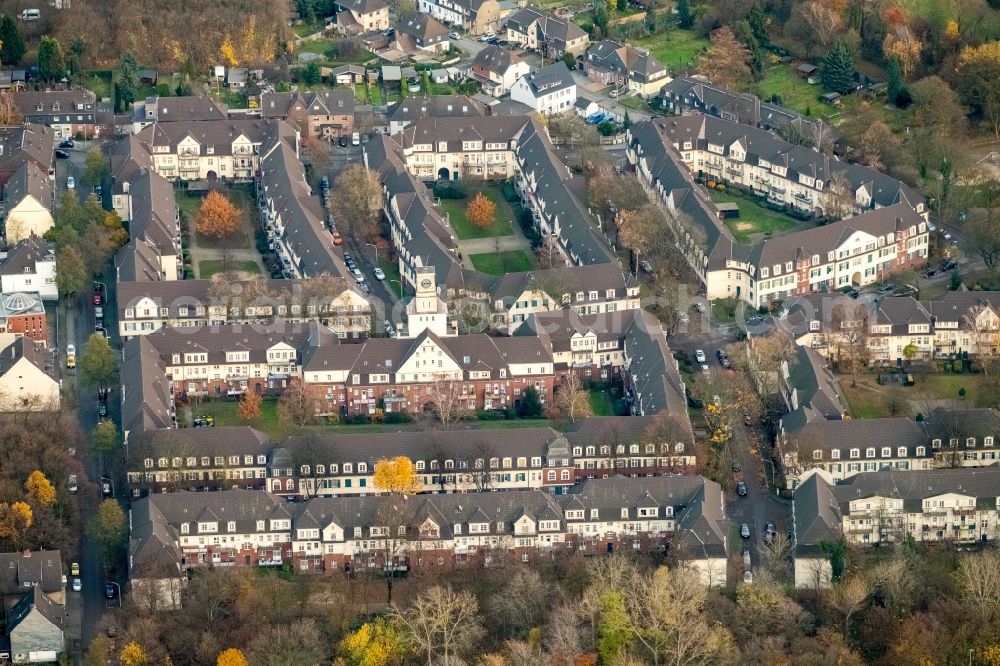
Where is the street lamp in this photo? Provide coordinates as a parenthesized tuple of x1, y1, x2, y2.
(366, 242, 379, 266)
(762, 458, 777, 493)
(389, 278, 403, 300)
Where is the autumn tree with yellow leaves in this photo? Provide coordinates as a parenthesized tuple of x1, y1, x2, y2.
(119, 641, 149, 666)
(338, 617, 411, 666)
(196, 191, 242, 240)
(465, 192, 497, 230)
(0, 501, 32, 547)
(25, 470, 56, 506)
(373, 456, 423, 495)
(216, 648, 248, 666)
(238, 390, 262, 422)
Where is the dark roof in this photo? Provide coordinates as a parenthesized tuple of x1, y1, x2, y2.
(792, 474, 841, 556)
(505, 7, 587, 48)
(473, 45, 523, 74)
(6, 586, 63, 632)
(519, 62, 575, 96)
(120, 336, 173, 434)
(398, 12, 450, 44)
(0, 551, 62, 595)
(0, 236, 53, 276)
(141, 96, 228, 123)
(924, 291, 1000, 323)
(785, 346, 844, 419)
(0, 337, 49, 377)
(388, 95, 485, 124)
(830, 467, 1000, 513)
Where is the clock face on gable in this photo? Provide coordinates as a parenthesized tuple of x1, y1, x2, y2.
(420, 279, 432, 289)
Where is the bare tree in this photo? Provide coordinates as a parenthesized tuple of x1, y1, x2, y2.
(957, 550, 1000, 620)
(831, 302, 870, 387)
(372, 498, 415, 603)
(535, 234, 565, 269)
(554, 373, 591, 423)
(393, 585, 485, 666)
(825, 172, 857, 220)
(487, 568, 550, 640)
(422, 379, 473, 429)
(277, 378, 322, 430)
(470, 440, 497, 492)
(328, 164, 382, 244)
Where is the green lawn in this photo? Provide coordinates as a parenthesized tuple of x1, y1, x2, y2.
(378, 257, 404, 298)
(617, 95, 648, 111)
(438, 185, 515, 239)
(470, 250, 535, 275)
(920, 374, 985, 406)
(198, 260, 261, 279)
(754, 66, 828, 118)
(293, 21, 325, 37)
(298, 38, 334, 55)
(634, 30, 710, 70)
(839, 379, 894, 419)
(588, 388, 614, 416)
(708, 189, 802, 243)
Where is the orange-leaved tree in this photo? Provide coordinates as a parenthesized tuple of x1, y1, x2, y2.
(238, 390, 262, 422)
(196, 190, 241, 240)
(373, 456, 423, 495)
(465, 192, 496, 229)
(119, 641, 149, 666)
(216, 648, 248, 666)
(25, 470, 56, 506)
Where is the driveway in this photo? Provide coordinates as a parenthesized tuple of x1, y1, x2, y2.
(570, 70, 653, 122)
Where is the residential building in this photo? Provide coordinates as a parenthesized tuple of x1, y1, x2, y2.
(0, 292, 47, 342)
(302, 328, 555, 417)
(777, 344, 846, 421)
(0, 236, 57, 300)
(471, 45, 529, 97)
(116, 278, 371, 340)
(2, 161, 53, 242)
(510, 62, 577, 116)
(133, 119, 278, 182)
(0, 550, 64, 664)
(13, 89, 98, 139)
(793, 468, 1000, 587)
(120, 336, 176, 445)
(387, 95, 485, 135)
(584, 40, 669, 97)
(417, 0, 501, 35)
(130, 96, 229, 133)
(514, 309, 631, 373)
(778, 408, 1000, 489)
(656, 76, 826, 138)
(397, 13, 451, 52)
(0, 336, 59, 410)
(925, 291, 1000, 358)
(334, 0, 391, 33)
(626, 118, 928, 307)
(260, 90, 355, 139)
(128, 475, 727, 587)
(504, 7, 589, 58)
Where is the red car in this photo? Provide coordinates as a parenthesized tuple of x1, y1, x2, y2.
(92, 293, 103, 306)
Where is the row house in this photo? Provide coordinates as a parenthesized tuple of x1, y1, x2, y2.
(626, 119, 929, 307)
(129, 475, 728, 588)
(390, 115, 528, 181)
(138, 325, 314, 399)
(793, 468, 1000, 587)
(113, 168, 182, 282)
(778, 407, 1000, 490)
(785, 291, 1000, 363)
(13, 89, 98, 139)
(116, 278, 371, 340)
(504, 7, 589, 59)
(125, 416, 697, 499)
(135, 119, 278, 182)
(302, 328, 555, 417)
(260, 90, 355, 139)
(417, 0, 501, 35)
(584, 40, 669, 98)
(387, 95, 485, 135)
(131, 96, 229, 133)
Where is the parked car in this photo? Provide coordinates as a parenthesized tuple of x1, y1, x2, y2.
(737, 481, 748, 497)
(105, 582, 116, 599)
(92, 293, 102, 306)
(694, 349, 706, 363)
(98, 403, 108, 419)
(373, 267, 386, 280)
(922, 268, 937, 278)
(338, 135, 349, 147)
(449, 31, 461, 40)
(609, 88, 619, 98)
(878, 282, 895, 292)
(351, 132, 361, 146)
(68, 474, 78, 493)
(941, 260, 958, 271)
(331, 231, 343, 246)
(72, 578, 82, 592)
(70, 562, 80, 576)
(700, 364, 710, 375)
(102, 480, 112, 497)
(639, 259, 653, 273)
(740, 523, 750, 539)
(66, 176, 75, 189)
(55, 149, 70, 159)
(59, 139, 74, 149)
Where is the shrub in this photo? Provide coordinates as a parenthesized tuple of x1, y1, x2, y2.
(349, 414, 370, 425)
(475, 409, 507, 420)
(433, 182, 466, 199)
(501, 181, 518, 202)
(383, 412, 412, 424)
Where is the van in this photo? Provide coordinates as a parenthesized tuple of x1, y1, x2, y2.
(19, 8, 40, 20)
(94, 306, 103, 319)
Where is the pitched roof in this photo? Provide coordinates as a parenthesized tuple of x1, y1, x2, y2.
(0, 235, 53, 276)
(7, 585, 63, 632)
(120, 336, 173, 434)
(830, 467, 1000, 513)
(388, 95, 485, 124)
(473, 45, 523, 74)
(792, 473, 841, 556)
(518, 62, 575, 96)
(0, 550, 62, 595)
(141, 96, 228, 123)
(0, 337, 50, 378)
(398, 12, 450, 43)
(3, 160, 52, 212)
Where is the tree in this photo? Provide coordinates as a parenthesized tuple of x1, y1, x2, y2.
(37, 37, 66, 81)
(955, 41, 1000, 138)
(519, 386, 543, 418)
(196, 191, 241, 239)
(301, 61, 322, 85)
(963, 211, 1000, 275)
(0, 15, 26, 65)
(220, 36, 238, 66)
(329, 164, 382, 243)
(886, 57, 906, 106)
(277, 379, 321, 430)
(393, 585, 484, 666)
(423, 379, 473, 429)
(119, 642, 150, 666)
(957, 550, 1000, 619)
(548, 113, 599, 148)
(25, 470, 56, 506)
(535, 234, 564, 269)
(0, 91, 21, 125)
(676, 0, 693, 29)
(238, 390, 262, 422)
(882, 26, 922, 79)
(466, 192, 497, 229)
(858, 121, 902, 171)
(787, 1, 843, 55)
(85, 635, 113, 666)
(338, 617, 411, 666)
(82, 147, 109, 187)
(597, 591, 631, 664)
(911, 76, 965, 137)
(117, 50, 140, 112)
(301, 134, 330, 169)
(554, 374, 592, 423)
(87, 499, 127, 569)
(79, 333, 118, 388)
(216, 648, 249, 666)
(822, 40, 856, 94)
(0, 501, 33, 547)
(488, 569, 549, 640)
(373, 456, 423, 495)
(697, 27, 751, 88)
(562, 51, 576, 70)
(91, 420, 120, 461)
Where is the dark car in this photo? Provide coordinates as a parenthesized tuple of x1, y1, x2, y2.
(105, 583, 116, 599)
(98, 403, 108, 419)
(941, 260, 958, 271)
(338, 135, 349, 147)
(736, 481, 748, 497)
(922, 268, 937, 278)
(55, 149, 70, 159)
(59, 139, 75, 149)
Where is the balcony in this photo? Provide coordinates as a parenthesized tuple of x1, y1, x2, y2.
(769, 184, 787, 195)
(794, 192, 813, 203)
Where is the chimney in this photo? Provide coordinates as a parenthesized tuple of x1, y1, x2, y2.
(22, 549, 30, 557)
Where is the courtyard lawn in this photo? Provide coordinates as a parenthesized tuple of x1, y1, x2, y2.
(198, 260, 261, 279)
(754, 66, 827, 118)
(838, 377, 896, 419)
(617, 95, 648, 111)
(708, 189, 801, 243)
(634, 30, 710, 71)
(178, 186, 256, 250)
(470, 250, 535, 275)
(292, 21, 325, 37)
(588, 388, 615, 416)
(437, 185, 516, 239)
(197, 399, 289, 439)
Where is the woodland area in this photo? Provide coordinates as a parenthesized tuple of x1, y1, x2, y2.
(91, 546, 1000, 666)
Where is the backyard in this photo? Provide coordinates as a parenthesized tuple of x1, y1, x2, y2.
(753, 65, 829, 118)
(837, 371, 989, 419)
(470, 250, 535, 275)
(177, 186, 256, 250)
(708, 189, 803, 243)
(634, 29, 710, 71)
(198, 259, 262, 279)
(437, 184, 516, 240)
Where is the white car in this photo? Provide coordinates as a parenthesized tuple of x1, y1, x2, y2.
(694, 349, 706, 363)
(701, 364, 710, 375)
(373, 267, 386, 280)
(944, 232, 953, 241)
(608, 89, 619, 98)
(72, 578, 82, 592)
(66, 176, 75, 190)
(66, 343, 75, 357)
(449, 31, 461, 40)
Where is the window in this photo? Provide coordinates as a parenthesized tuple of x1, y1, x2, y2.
(881, 447, 891, 458)
(916, 446, 926, 456)
(897, 447, 907, 458)
(966, 437, 976, 448)
(813, 450, 822, 460)
(850, 449, 860, 459)
(932, 438, 942, 449)
(866, 448, 876, 458)
(831, 450, 840, 460)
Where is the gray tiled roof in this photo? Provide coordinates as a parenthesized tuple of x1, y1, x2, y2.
(830, 467, 1000, 513)
(120, 336, 173, 434)
(398, 12, 450, 44)
(0, 551, 62, 595)
(388, 95, 485, 124)
(792, 473, 841, 556)
(623, 310, 690, 427)
(785, 346, 844, 419)
(924, 291, 1000, 323)
(0, 236, 52, 276)
(519, 62, 575, 95)
(473, 45, 523, 75)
